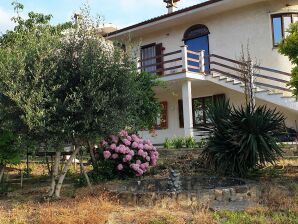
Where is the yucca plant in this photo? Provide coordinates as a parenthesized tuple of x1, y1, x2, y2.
(202, 99, 285, 177)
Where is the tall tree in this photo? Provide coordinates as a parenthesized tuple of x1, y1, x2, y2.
(279, 22, 298, 97)
(0, 3, 160, 198)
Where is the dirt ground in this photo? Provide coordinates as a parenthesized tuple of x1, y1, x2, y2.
(0, 149, 297, 224)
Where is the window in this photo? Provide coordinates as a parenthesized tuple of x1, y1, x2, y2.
(272, 13, 298, 47)
(156, 101, 168, 129)
(178, 94, 225, 128)
(141, 43, 164, 75)
(183, 24, 210, 41)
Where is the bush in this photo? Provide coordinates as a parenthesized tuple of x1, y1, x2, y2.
(172, 136, 186, 149)
(202, 100, 285, 177)
(185, 136, 197, 148)
(95, 130, 159, 179)
(163, 136, 200, 149)
(163, 138, 173, 149)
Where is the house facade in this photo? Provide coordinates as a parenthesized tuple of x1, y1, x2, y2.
(107, 0, 298, 144)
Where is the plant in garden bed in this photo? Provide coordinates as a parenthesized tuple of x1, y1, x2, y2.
(94, 130, 159, 179)
(202, 99, 286, 177)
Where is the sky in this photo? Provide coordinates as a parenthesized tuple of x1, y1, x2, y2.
(0, 0, 206, 33)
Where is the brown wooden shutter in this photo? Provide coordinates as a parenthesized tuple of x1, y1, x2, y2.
(155, 43, 164, 75)
(178, 100, 184, 128)
(160, 101, 168, 129)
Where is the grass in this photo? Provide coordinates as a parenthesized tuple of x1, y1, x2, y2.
(0, 155, 297, 223)
(0, 188, 297, 224)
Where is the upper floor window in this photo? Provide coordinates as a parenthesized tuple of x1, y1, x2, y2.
(140, 43, 164, 75)
(183, 24, 210, 41)
(272, 13, 298, 47)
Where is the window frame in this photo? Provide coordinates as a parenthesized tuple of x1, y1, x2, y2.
(178, 94, 225, 128)
(271, 13, 298, 48)
(140, 43, 164, 75)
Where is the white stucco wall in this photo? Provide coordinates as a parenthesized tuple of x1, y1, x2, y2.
(127, 0, 298, 144)
(139, 81, 298, 145)
(130, 0, 298, 73)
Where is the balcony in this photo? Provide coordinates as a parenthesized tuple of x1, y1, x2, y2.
(137, 46, 292, 95)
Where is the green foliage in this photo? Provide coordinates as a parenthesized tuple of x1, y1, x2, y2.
(163, 138, 173, 149)
(202, 99, 285, 177)
(163, 136, 201, 149)
(279, 22, 298, 96)
(0, 3, 160, 150)
(0, 129, 19, 165)
(184, 136, 197, 148)
(197, 138, 207, 148)
(171, 136, 186, 149)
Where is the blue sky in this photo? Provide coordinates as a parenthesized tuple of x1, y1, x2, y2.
(0, 0, 205, 33)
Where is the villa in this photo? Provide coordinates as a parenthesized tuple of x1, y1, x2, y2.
(107, 0, 298, 144)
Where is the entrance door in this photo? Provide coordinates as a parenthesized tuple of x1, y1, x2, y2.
(185, 35, 210, 73)
(183, 24, 210, 73)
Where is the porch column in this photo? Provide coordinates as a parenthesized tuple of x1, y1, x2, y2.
(182, 80, 194, 137)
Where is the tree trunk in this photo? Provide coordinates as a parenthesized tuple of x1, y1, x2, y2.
(0, 165, 5, 183)
(87, 141, 96, 167)
(79, 153, 92, 189)
(54, 146, 81, 198)
(48, 151, 61, 197)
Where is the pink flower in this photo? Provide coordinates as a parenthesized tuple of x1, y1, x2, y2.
(111, 135, 119, 143)
(138, 149, 145, 157)
(110, 144, 117, 150)
(101, 140, 108, 147)
(112, 153, 119, 159)
(140, 163, 146, 170)
(146, 156, 151, 162)
(125, 154, 132, 161)
(119, 130, 128, 137)
(103, 151, 111, 159)
(123, 139, 131, 146)
(136, 169, 144, 176)
(138, 144, 144, 150)
(132, 142, 138, 148)
(127, 136, 132, 141)
(129, 150, 135, 156)
(117, 164, 123, 171)
(132, 134, 140, 143)
(136, 160, 142, 165)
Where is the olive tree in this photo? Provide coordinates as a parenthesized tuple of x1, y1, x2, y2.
(0, 3, 160, 198)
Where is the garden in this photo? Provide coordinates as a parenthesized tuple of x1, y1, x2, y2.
(0, 2, 297, 224)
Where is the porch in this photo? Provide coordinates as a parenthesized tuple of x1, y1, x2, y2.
(138, 78, 298, 145)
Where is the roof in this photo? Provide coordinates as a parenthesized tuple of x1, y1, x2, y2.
(106, 0, 223, 38)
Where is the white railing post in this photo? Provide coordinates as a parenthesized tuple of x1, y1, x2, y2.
(200, 50, 205, 74)
(181, 45, 188, 73)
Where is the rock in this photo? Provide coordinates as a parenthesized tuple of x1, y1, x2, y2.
(214, 189, 223, 201)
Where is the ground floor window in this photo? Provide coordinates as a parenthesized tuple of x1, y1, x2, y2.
(178, 94, 225, 128)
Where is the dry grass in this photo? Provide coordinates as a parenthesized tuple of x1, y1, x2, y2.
(0, 191, 214, 224)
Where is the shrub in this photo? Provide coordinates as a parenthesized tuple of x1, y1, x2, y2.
(163, 138, 173, 149)
(185, 136, 197, 148)
(202, 99, 285, 177)
(171, 136, 186, 149)
(163, 136, 199, 149)
(197, 139, 207, 149)
(95, 130, 159, 178)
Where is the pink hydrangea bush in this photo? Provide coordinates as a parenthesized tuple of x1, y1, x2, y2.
(99, 130, 159, 177)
